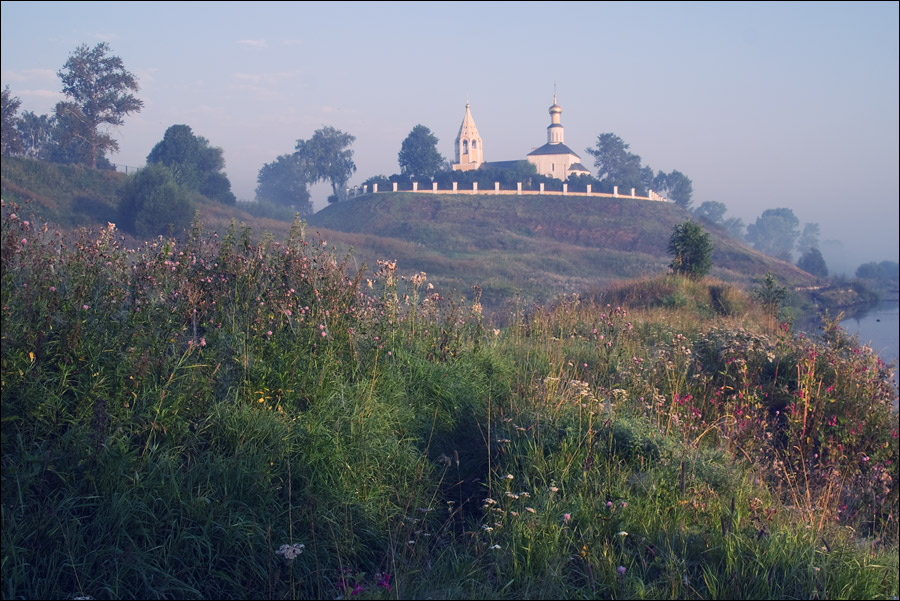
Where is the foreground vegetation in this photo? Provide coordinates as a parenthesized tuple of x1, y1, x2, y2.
(1, 200, 897, 600)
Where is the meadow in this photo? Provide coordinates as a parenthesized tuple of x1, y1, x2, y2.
(1, 199, 897, 599)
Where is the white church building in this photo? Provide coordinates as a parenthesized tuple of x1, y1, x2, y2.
(451, 95, 591, 181)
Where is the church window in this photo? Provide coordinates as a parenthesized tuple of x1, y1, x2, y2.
(472, 140, 477, 149)
(463, 140, 469, 154)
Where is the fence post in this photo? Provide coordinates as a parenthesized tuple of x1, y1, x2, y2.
(563, 183, 568, 195)
(453, 182, 458, 192)
(631, 188, 636, 197)
(413, 181, 418, 192)
(495, 182, 500, 193)
(539, 182, 545, 193)
(363, 184, 368, 194)
(472, 182, 478, 194)
(586, 184, 592, 195)
(613, 185, 618, 197)
(393, 182, 398, 192)
(517, 182, 522, 195)
(433, 182, 438, 193)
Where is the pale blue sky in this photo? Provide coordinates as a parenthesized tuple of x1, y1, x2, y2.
(2, 1, 897, 271)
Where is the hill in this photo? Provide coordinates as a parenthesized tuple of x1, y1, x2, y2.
(307, 191, 817, 308)
(1, 157, 822, 313)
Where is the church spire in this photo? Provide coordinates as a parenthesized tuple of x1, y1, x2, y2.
(547, 91, 564, 145)
(452, 100, 483, 171)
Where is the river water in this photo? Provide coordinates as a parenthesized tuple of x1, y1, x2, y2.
(840, 300, 899, 405)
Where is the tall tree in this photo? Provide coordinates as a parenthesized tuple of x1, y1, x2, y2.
(1, 85, 24, 156)
(256, 153, 312, 215)
(585, 133, 646, 194)
(16, 111, 57, 160)
(694, 201, 727, 224)
(117, 164, 193, 237)
(745, 208, 800, 261)
(147, 124, 235, 204)
(666, 170, 694, 209)
(398, 124, 444, 180)
(294, 126, 356, 203)
(796, 222, 821, 256)
(55, 43, 143, 168)
(797, 248, 828, 278)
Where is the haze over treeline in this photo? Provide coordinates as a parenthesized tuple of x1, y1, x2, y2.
(1, 1, 897, 271)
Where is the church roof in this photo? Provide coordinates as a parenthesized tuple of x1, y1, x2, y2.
(568, 162, 590, 173)
(527, 142, 581, 158)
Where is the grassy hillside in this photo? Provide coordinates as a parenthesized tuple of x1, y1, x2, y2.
(2, 205, 896, 599)
(307, 192, 816, 309)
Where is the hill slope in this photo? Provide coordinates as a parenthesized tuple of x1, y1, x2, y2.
(307, 192, 815, 307)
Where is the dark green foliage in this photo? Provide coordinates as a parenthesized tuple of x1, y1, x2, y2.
(147, 124, 236, 204)
(398, 124, 444, 180)
(797, 247, 828, 278)
(54, 43, 143, 168)
(118, 163, 193, 236)
(668, 220, 713, 278)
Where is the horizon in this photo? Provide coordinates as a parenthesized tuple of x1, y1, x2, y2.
(2, 1, 898, 274)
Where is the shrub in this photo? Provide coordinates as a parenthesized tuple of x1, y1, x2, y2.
(668, 220, 713, 278)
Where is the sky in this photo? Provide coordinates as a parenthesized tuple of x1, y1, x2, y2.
(2, 1, 898, 273)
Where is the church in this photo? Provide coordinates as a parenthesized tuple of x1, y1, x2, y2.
(451, 95, 591, 181)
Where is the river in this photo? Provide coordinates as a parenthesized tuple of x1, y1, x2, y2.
(840, 299, 899, 406)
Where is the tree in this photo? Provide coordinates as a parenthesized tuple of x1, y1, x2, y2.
(666, 170, 694, 209)
(585, 133, 647, 194)
(797, 247, 828, 278)
(118, 164, 194, 237)
(1, 85, 24, 156)
(668, 220, 713, 278)
(17, 111, 57, 160)
(147, 124, 235, 204)
(796, 222, 821, 257)
(723, 216, 745, 239)
(255, 153, 312, 215)
(55, 43, 143, 168)
(745, 208, 800, 261)
(398, 124, 444, 181)
(694, 201, 728, 225)
(294, 126, 356, 203)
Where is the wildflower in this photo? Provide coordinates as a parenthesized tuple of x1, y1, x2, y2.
(504, 473, 514, 480)
(525, 507, 536, 514)
(617, 565, 627, 576)
(617, 531, 628, 537)
(275, 542, 305, 560)
(82, 304, 89, 311)
(489, 544, 501, 550)
(483, 498, 497, 505)
(376, 573, 391, 592)
(351, 583, 364, 595)
(621, 501, 628, 508)
(267, 330, 273, 336)
(563, 513, 571, 523)
(606, 501, 613, 508)
(549, 486, 559, 493)
(49, 286, 56, 292)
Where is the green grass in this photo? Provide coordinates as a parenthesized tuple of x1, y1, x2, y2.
(2, 200, 897, 599)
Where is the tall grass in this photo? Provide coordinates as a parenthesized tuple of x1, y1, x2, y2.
(2, 199, 896, 599)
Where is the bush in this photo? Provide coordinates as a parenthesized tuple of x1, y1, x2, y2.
(668, 220, 713, 278)
(118, 164, 194, 236)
